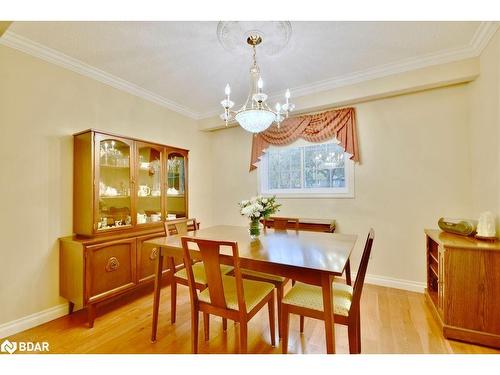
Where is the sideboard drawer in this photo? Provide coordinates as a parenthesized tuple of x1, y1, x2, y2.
(85, 238, 137, 303)
(137, 234, 171, 283)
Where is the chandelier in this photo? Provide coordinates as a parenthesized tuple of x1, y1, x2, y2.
(220, 35, 295, 133)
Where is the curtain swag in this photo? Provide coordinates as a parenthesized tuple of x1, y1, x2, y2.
(250, 107, 359, 171)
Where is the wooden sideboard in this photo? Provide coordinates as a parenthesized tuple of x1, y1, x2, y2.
(60, 129, 191, 327)
(425, 229, 500, 348)
(262, 217, 336, 233)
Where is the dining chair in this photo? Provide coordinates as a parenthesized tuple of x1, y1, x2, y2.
(263, 216, 300, 231)
(238, 216, 299, 338)
(150, 218, 233, 342)
(181, 236, 276, 354)
(163, 218, 233, 325)
(281, 229, 374, 354)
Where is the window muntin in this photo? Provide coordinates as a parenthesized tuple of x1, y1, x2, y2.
(259, 140, 354, 198)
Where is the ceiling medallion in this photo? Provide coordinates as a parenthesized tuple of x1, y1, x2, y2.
(219, 24, 295, 133)
(217, 21, 292, 56)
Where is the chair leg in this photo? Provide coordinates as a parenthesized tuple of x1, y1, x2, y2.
(299, 315, 304, 333)
(222, 318, 228, 331)
(281, 304, 290, 354)
(239, 321, 248, 354)
(191, 310, 199, 354)
(277, 284, 283, 338)
(356, 313, 361, 354)
(203, 313, 210, 341)
(170, 280, 177, 324)
(347, 318, 357, 354)
(268, 294, 276, 347)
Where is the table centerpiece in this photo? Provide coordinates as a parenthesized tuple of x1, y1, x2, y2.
(238, 195, 281, 238)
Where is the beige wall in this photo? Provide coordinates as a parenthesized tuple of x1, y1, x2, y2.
(211, 84, 473, 284)
(0, 45, 214, 325)
(469, 29, 500, 232)
(1, 29, 499, 328)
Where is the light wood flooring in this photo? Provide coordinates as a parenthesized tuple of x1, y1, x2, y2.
(6, 281, 500, 354)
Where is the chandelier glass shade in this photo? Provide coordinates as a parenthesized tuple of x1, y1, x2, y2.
(235, 109, 276, 133)
(220, 35, 295, 133)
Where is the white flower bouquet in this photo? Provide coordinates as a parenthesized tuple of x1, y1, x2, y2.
(238, 196, 281, 237)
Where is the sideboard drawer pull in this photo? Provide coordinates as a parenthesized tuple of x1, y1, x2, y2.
(149, 247, 159, 261)
(105, 257, 120, 272)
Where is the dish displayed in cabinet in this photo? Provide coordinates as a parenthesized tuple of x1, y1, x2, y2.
(72, 129, 189, 236)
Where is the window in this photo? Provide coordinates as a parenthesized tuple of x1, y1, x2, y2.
(259, 139, 354, 198)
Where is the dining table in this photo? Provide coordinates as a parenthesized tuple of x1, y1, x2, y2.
(145, 224, 357, 354)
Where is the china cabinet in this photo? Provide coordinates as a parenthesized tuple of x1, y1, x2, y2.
(60, 129, 190, 327)
(73, 130, 188, 236)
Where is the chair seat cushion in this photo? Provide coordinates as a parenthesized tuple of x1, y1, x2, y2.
(240, 268, 286, 283)
(198, 276, 274, 313)
(175, 263, 233, 285)
(282, 282, 353, 317)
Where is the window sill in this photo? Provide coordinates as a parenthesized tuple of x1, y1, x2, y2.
(261, 192, 354, 199)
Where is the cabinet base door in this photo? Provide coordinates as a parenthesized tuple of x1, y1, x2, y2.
(85, 238, 137, 303)
(137, 234, 172, 283)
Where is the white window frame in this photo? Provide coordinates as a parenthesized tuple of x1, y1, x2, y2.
(257, 138, 355, 199)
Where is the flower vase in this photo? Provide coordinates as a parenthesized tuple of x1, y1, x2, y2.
(249, 218, 261, 239)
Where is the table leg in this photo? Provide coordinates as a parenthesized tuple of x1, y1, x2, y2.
(321, 273, 335, 354)
(151, 248, 164, 343)
(345, 259, 352, 286)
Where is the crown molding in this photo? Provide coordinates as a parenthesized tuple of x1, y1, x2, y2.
(1, 22, 497, 122)
(470, 21, 499, 54)
(199, 21, 499, 119)
(0, 31, 200, 120)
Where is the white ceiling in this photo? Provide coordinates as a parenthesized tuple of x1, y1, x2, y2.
(4, 21, 495, 119)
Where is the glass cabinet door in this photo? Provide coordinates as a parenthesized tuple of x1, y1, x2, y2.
(136, 143, 163, 225)
(166, 151, 187, 220)
(96, 136, 133, 231)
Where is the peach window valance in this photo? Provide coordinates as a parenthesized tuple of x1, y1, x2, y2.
(250, 107, 359, 171)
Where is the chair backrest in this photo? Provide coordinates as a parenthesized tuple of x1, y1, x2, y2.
(265, 217, 300, 231)
(352, 229, 375, 306)
(181, 237, 247, 313)
(164, 218, 198, 237)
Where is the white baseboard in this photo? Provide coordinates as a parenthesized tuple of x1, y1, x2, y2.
(0, 303, 68, 339)
(363, 273, 426, 293)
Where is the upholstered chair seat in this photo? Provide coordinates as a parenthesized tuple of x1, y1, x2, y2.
(198, 275, 274, 313)
(282, 282, 353, 317)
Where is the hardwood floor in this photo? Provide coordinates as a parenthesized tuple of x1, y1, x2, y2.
(6, 281, 500, 354)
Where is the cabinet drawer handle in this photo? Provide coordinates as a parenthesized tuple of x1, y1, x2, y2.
(105, 257, 120, 272)
(149, 248, 159, 261)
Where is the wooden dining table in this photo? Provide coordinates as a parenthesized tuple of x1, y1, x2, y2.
(145, 225, 357, 353)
